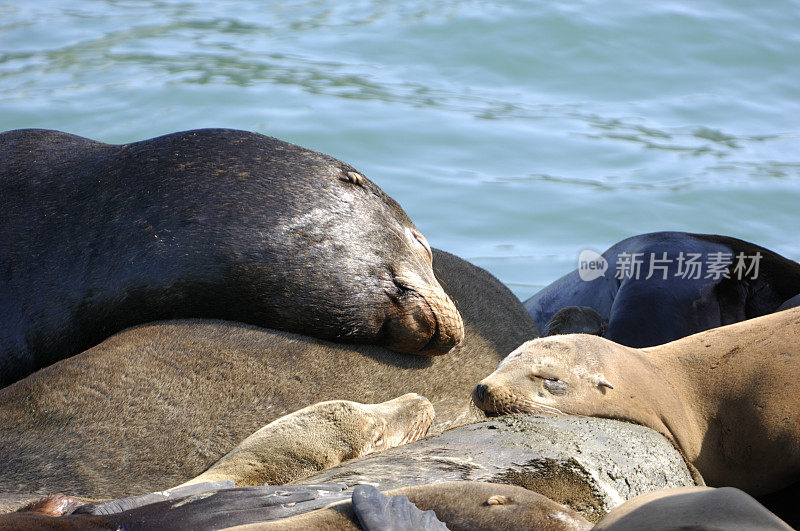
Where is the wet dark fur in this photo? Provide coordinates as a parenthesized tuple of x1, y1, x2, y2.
(0, 249, 539, 499)
(0, 128, 435, 385)
(545, 306, 607, 336)
(525, 232, 800, 347)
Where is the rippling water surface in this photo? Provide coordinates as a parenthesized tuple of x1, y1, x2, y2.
(2, 1, 798, 299)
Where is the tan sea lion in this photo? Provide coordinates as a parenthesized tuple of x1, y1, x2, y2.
(473, 307, 800, 496)
(179, 393, 434, 488)
(0, 249, 538, 499)
(593, 486, 792, 530)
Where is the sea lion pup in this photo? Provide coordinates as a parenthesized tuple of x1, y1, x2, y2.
(0, 128, 463, 386)
(524, 232, 800, 347)
(179, 394, 434, 488)
(593, 486, 792, 531)
(0, 249, 538, 499)
(473, 307, 800, 496)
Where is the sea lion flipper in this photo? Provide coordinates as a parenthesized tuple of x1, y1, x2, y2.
(76, 481, 235, 515)
(352, 484, 447, 531)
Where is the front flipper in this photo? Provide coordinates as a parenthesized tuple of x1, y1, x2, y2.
(352, 484, 447, 531)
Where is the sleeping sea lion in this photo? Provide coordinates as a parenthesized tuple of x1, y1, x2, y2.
(0, 128, 462, 386)
(473, 307, 800, 496)
(0, 249, 537, 498)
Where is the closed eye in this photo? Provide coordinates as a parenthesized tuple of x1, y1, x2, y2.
(531, 375, 568, 395)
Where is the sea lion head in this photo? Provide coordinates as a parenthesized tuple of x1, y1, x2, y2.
(546, 306, 607, 337)
(277, 395, 434, 476)
(288, 394, 435, 467)
(352, 393, 436, 456)
(258, 155, 464, 356)
(472, 335, 621, 417)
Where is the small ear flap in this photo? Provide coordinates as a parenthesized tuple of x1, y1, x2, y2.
(341, 171, 365, 186)
(590, 374, 614, 390)
(485, 495, 511, 506)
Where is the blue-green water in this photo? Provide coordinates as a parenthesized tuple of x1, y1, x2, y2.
(2, 1, 798, 300)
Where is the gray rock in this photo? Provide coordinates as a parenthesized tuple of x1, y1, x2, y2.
(289, 414, 697, 523)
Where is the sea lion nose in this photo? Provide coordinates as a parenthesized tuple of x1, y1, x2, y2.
(473, 383, 488, 404)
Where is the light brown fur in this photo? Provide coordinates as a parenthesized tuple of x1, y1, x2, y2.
(474, 307, 800, 496)
(180, 394, 433, 487)
(0, 249, 538, 498)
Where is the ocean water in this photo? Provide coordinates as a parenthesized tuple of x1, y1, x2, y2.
(2, 0, 798, 300)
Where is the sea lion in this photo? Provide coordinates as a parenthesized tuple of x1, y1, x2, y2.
(0, 249, 538, 498)
(546, 306, 606, 336)
(0, 485, 346, 530)
(239, 481, 593, 530)
(593, 486, 792, 530)
(179, 394, 434, 488)
(0, 482, 592, 530)
(524, 232, 800, 347)
(473, 307, 800, 496)
(777, 293, 800, 311)
(0, 392, 433, 519)
(0, 128, 463, 386)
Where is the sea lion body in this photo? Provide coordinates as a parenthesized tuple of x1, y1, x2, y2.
(778, 293, 800, 311)
(474, 307, 800, 496)
(0, 249, 538, 498)
(255, 481, 593, 531)
(524, 232, 800, 347)
(0, 482, 592, 530)
(593, 486, 791, 531)
(181, 394, 434, 487)
(0, 128, 462, 385)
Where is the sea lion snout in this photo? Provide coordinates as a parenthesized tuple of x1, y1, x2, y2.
(367, 393, 436, 450)
(473, 383, 489, 404)
(471, 379, 539, 415)
(382, 270, 464, 356)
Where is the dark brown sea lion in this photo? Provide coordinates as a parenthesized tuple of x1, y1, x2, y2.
(473, 307, 800, 497)
(546, 306, 606, 336)
(0, 128, 463, 386)
(525, 232, 800, 347)
(0, 249, 538, 499)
